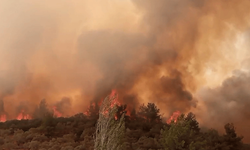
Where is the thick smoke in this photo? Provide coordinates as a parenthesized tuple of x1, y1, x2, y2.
(0, 99, 5, 115)
(54, 97, 72, 116)
(0, 0, 250, 142)
(196, 69, 250, 142)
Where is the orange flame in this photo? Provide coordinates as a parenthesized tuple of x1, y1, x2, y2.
(100, 89, 120, 119)
(167, 111, 181, 124)
(83, 90, 122, 120)
(126, 110, 131, 116)
(110, 89, 120, 107)
(0, 114, 6, 122)
(83, 111, 89, 116)
(16, 110, 32, 120)
(83, 102, 97, 117)
(52, 106, 62, 117)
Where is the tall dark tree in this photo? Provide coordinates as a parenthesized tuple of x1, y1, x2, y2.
(223, 123, 243, 150)
(161, 113, 204, 150)
(202, 129, 228, 150)
(86, 101, 99, 120)
(33, 99, 51, 118)
(200, 123, 243, 150)
(137, 103, 161, 123)
(185, 112, 200, 133)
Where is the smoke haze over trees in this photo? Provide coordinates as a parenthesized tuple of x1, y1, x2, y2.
(0, 102, 248, 150)
(0, 0, 250, 143)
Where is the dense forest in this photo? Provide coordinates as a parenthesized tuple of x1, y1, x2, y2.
(0, 99, 249, 150)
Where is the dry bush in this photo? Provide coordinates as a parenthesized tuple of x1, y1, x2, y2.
(61, 145, 74, 150)
(0, 137, 4, 145)
(3, 142, 17, 149)
(39, 141, 51, 149)
(27, 141, 40, 150)
(74, 145, 86, 150)
(57, 134, 75, 144)
(13, 130, 27, 145)
(63, 133, 76, 142)
(80, 127, 95, 141)
(0, 129, 12, 136)
(48, 144, 61, 150)
(29, 127, 40, 133)
(82, 135, 94, 150)
(32, 134, 48, 142)
(25, 132, 38, 141)
(131, 136, 161, 150)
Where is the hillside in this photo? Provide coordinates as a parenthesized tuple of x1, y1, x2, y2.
(0, 103, 247, 150)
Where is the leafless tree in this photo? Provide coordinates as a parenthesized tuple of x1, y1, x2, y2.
(94, 92, 125, 150)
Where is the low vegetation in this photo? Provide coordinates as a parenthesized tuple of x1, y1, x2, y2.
(0, 98, 248, 150)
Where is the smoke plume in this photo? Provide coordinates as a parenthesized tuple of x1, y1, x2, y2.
(196, 69, 250, 142)
(0, 0, 250, 143)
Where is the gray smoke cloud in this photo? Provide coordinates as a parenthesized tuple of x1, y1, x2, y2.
(196, 69, 250, 142)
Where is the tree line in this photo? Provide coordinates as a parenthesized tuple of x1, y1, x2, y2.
(95, 93, 245, 150)
(0, 94, 248, 150)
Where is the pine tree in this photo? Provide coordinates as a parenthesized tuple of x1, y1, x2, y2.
(138, 103, 162, 123)
(34, 99, 51, 118)
(94, 92, 125, 150)
(161, 113, 202, 150)
(223, 123, 243, 150)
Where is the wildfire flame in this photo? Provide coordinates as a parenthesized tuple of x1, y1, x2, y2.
(110, 90, 121, 120)
(83, 111, 89, 116)
(16, 110, 32, 120)
(0, 90, 156, 122)
(110, 89, 120, 107)
(126, 110, 131, 116)
(52, 106, 62, 117)
(83, 102, 97, 117)
(167, 111, 181, 124)
(98, 89, 121, 119)
(0, 114, 6, 122)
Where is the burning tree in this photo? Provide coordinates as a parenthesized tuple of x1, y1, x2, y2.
(161, 113, 201, 150)
(0, 99, 7, 122)
(94, 90, 125, 150)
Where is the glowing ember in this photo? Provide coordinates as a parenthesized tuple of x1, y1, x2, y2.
(110, 89, 120, 107)
(0, 114, 6, 122)
(98, 98, 104, 106)
(83, 111, 89, 116)
(167, 111, 181, 124)
(83, 102, 98, 117)
(126, 110, 131, 116)
(53, 106, 62, 117)
(110, 89, 117, 97)
(83, 90, 122, 119)
(16, 110, 32, 120)
(99, 89, 121, 119)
